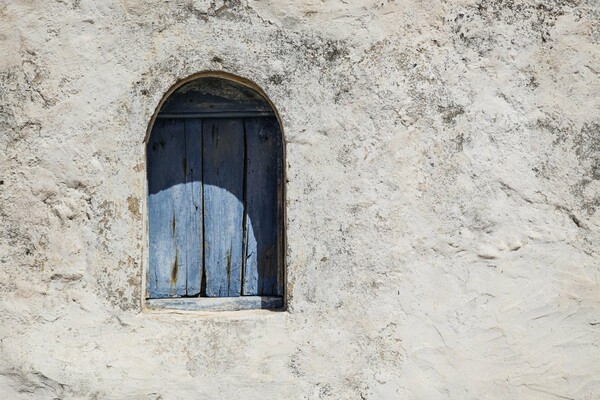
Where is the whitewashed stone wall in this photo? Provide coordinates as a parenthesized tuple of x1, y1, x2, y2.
(1, 0, 600, 398)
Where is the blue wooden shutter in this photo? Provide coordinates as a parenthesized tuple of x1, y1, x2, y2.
(147, 78, 284, 303)
(202, 118, 245, 297)
(147, 118, 203, 297)
(183, 119, 203, 295)
(243, 117, 283, 296)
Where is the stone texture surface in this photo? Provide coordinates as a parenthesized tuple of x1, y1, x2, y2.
(1, 0, 600, 398)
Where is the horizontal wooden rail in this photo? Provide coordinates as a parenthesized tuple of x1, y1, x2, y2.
(146, 296, 284, 311)
(157, 112, 275, 119)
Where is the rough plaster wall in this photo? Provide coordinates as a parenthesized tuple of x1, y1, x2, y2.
(1, 0, 600, 398)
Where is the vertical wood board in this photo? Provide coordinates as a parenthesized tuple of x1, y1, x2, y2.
(202, 118, 245, 297)
(243, 117, 283, 296)
(147, 119, 187, 297)
(182, 119, 203, 296)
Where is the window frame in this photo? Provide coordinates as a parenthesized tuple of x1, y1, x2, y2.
(141, 72, 287, 312)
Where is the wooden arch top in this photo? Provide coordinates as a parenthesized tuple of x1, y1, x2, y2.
(158, 77, 275, 118)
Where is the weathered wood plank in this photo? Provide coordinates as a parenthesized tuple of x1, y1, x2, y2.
(202, 118, 245, 297)
(146, 296, 284, 311)
(147, 119, 188, 297)
(157, 111, 275, 119)
(182, 119, 202, 296)
(159, 78, 272, 115)
(243, 117, 283, 296)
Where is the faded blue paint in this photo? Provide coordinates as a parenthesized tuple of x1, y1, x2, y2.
(243, 117, 283, 296)
(183, 119, 203, 296)
(147, 119, 187, 297)
(202, 118, 245, 297)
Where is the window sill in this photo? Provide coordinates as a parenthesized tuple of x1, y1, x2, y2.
(145, 296, 284, 312)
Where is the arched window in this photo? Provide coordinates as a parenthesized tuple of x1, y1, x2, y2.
(146, 75, 284, 311)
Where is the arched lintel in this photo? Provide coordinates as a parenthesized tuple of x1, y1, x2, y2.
(143, 71, 284, 144)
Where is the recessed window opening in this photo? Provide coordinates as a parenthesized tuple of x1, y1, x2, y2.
(146, 76, 284, 311)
